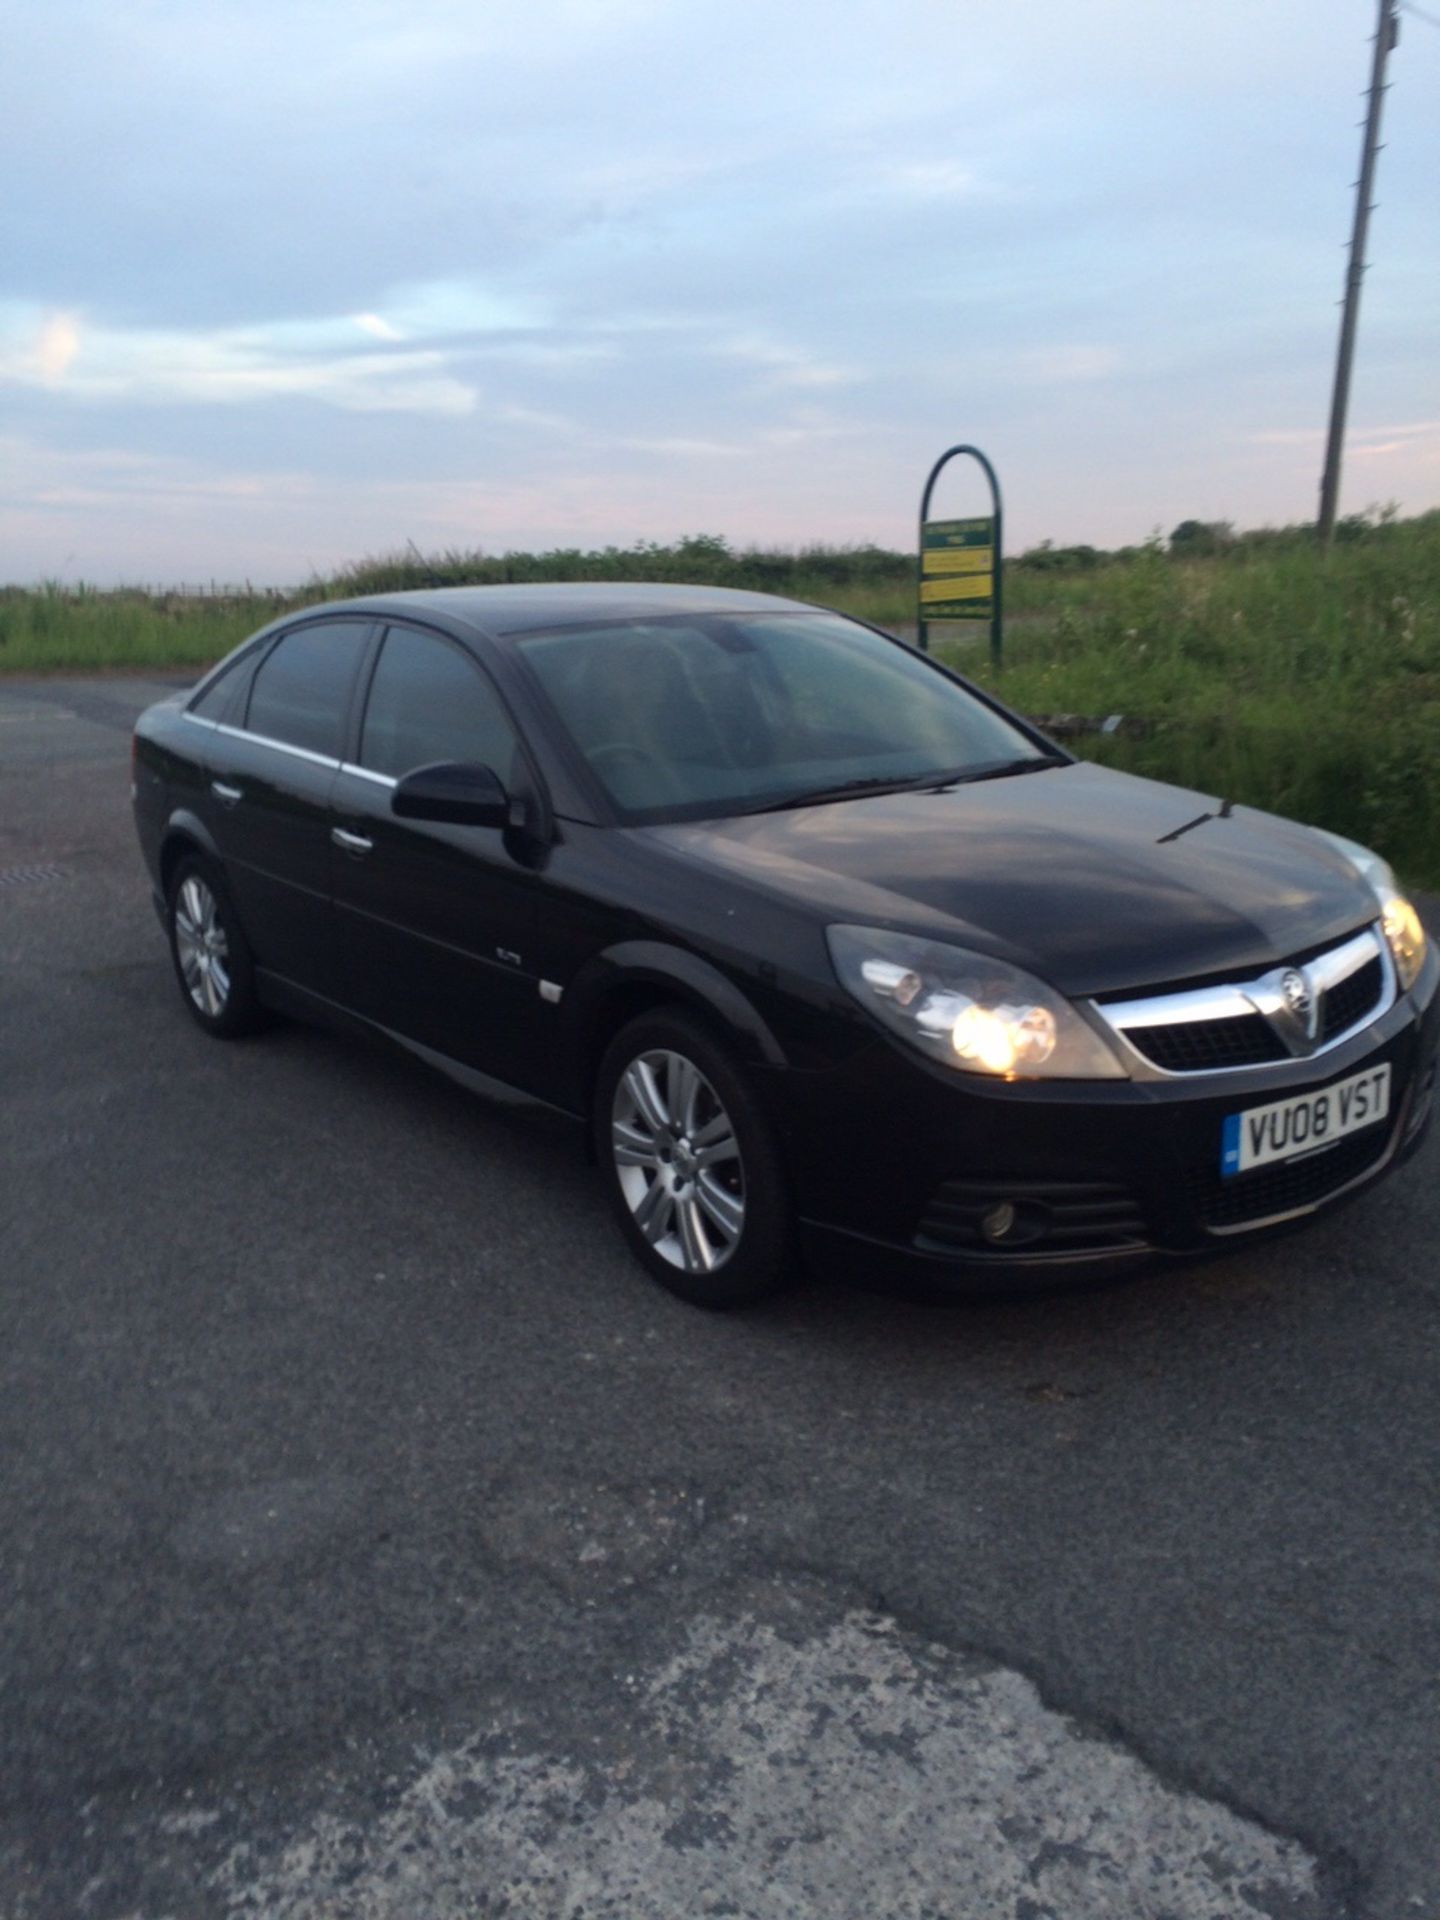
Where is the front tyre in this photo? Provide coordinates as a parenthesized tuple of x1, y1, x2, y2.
(166, 853, 263, 1038)
(594, 1010, 793, 1308)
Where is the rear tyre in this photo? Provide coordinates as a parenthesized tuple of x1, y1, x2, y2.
(166, 852, 263, 1039)
(594, 1009, 793, 1308)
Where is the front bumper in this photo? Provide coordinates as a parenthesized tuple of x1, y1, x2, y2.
(766, 955, 1439, 1292)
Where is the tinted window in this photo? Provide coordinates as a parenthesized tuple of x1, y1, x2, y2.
(245, 622, 365, 759)
(359, 626, 517, 781)
(189, 657, 244, 722)
(517, 612, 1046, 821)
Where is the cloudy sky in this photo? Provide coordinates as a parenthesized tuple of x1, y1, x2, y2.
(3, 0, 1438, 584)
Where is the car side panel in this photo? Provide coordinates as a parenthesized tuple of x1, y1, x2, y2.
(199, 727, 339, 998)
(133, 708, 209, 893)
(329, 767, 551, 1087)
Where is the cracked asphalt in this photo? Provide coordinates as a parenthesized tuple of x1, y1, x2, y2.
(2, 673, 1438, 1920)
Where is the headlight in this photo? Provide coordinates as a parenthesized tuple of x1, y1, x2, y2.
(827, 926, 1128, 1080)
(1313, 829, 1428, 992)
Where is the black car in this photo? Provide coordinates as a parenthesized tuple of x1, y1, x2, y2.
(131, 584, 1437, 1307)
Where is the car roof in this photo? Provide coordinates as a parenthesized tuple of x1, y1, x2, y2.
(316, 582, 824, 639)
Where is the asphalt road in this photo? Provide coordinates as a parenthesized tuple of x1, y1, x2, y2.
(2, 672, 1438, 1920)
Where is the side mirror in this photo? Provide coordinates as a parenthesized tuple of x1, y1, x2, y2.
(391, 761, 510, 829)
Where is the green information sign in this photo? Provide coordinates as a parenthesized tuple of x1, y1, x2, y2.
(916, 448, 1004, 665)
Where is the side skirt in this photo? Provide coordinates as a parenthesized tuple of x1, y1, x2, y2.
(253, 969, 587, 1127)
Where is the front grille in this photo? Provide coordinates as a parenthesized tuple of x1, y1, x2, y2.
(1124, 1015, 1288, 1074)
(916, 1179, 1148, 1256)
(1104, 929, 1390, 1076)
(1320, 956, 1383, 1042)
(1189, 1126, 1390, 1229)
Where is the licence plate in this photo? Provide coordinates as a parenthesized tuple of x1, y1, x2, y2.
(1220, 1063, 1391, 1178)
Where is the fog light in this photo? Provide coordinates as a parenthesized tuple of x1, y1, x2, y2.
(981, 1201, 1018, 1243)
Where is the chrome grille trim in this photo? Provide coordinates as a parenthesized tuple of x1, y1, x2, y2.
(1091, 926, 1394, 1079)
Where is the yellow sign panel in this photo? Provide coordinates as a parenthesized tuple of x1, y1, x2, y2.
(922, 547, 993, 577)
(920, 574, 992, 605)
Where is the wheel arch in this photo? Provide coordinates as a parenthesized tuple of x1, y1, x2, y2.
(158, 810, 222, 898)
(559, 940, 787, 1125)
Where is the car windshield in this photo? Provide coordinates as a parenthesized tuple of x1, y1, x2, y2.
(514, 611, 1052, 823)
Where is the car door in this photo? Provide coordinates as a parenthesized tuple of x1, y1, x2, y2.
(200, 617, 372, 999)
(329, 622, 550, 1089)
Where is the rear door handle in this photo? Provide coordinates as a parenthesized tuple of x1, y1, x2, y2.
(331, 827, 374, 856)
(210, 780, 243, 807)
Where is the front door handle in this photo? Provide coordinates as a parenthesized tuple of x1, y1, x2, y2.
(210, 780, 243, 807)
(331, 827, 374, 856)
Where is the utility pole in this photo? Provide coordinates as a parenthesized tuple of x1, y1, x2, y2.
(1317, 0, 1400, 546)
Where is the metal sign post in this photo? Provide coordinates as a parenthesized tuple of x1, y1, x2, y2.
(917, 445, 1003, 667)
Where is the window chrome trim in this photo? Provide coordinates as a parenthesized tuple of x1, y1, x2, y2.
(203, 720, 342, 771)
(183, 714, 450, 795)
(1091, 927, 1395, 1080)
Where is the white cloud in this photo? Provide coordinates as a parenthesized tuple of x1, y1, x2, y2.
(1249, 421, 1440, 448)
(34, 312, 82, 382)
(1013, 345, 1121, 384)
(715, 333, 861, 391)
(877, 159, 985, 201)
(621, 436, 749, 459)
(0, 305, 477, 416)
(353, 312, 405, 342)
(495, 403, 579, 433)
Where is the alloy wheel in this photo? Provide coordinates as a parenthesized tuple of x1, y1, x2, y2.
(173, 874, 231, 1019)
(610, 1048, 746, 1273)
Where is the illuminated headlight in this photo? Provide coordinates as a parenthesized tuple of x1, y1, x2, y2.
(1313, 829, 1429, 992)
(827, 926, 1127, 1080)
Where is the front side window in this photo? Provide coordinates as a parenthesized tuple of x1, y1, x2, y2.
(516, 612, 1051, 822)
(245, 621, 366, 759)
(359, 625, 518, 781)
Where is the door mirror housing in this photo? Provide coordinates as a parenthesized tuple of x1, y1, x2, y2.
(391, 761, 510, 829)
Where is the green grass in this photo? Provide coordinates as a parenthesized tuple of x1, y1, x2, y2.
(941, 514, 1440, 890)
(0, 584, 289, 673)
(3, 514, 1437, 887)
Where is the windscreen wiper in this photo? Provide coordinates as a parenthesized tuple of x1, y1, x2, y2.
(743, 774, 935, 814)
(1156, 796, 1234, 843)
(921, 753, 1068, 792)
(743, 756, 1066, 815)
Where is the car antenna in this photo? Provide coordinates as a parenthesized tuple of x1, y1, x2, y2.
(406, 537, 446, 589)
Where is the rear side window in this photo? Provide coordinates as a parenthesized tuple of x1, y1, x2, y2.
(245, 621, 366, 760)
(188, 657, 244, 723)
(359, 625, 518, 780)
